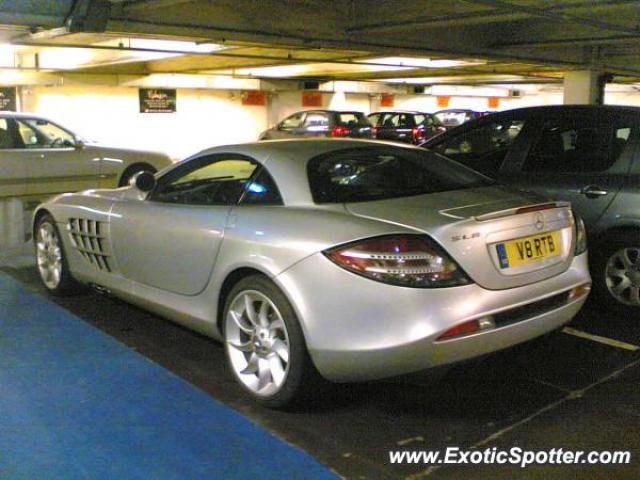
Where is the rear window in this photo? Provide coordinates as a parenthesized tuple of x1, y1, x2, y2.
(307, 146, 493, 204)
(336, 112, 370, 127)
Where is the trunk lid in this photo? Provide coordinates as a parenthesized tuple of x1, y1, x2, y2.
(345, 186, 575, 290)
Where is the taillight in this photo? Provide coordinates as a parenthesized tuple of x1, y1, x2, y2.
(573, 212, 587, 255)
(371, 127, 377, 139)
(412, 127, 423, 142)
(331, 125, 350, 137)
(323, 234, 471, 288)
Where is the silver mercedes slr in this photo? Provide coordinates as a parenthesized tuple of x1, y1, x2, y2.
(33, 139, 591, 408)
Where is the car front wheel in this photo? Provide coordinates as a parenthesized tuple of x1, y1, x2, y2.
(35, 214, 81, 296)
(223, 275, 315, 408)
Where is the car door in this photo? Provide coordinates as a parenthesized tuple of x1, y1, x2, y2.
(0, 118, 28, 199)
(502, 112, 634, 227)
(17, 117, 98, 199)
(109, 154, 259, 295)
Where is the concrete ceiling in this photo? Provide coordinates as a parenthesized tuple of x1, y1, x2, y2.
(0, 0, 639, 85)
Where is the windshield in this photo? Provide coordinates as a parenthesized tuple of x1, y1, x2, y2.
(307, 146, 493, 203)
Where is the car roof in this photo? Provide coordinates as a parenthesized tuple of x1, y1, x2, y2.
(0, 111, 53, 120)
(294, 109, 365, 114)
(368, 111, 429, 115)
(482, 104, 640, 117)
(186, 138, 421, 206)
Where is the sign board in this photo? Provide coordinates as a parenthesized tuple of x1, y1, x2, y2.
(436, 96, 450, 108)
(380, 94, 394, 108)
(0, 87, 17, 111)
(302, 91, 323, 107)
(139, 88, 176, 113)
(242, 91, 266, 106)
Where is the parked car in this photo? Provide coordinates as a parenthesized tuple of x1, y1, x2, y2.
(258, 110, 373, 140)
(434, 109, 484, 130)
(367, 111, 446, 144)
(423, 105, 640, 311)
(33, 139, 590, 407)
(0, 112, 172, 205)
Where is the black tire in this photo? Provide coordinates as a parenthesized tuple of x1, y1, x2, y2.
(118, 164, 157, 187)
(34, 214, 82, 296)
(222, 275, 321, 409)
(591, 230, 640, 313)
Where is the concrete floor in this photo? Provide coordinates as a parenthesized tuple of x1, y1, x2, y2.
(2, 255, 639, 480)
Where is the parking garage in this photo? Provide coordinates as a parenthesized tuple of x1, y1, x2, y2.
(1, 1, 640, 479)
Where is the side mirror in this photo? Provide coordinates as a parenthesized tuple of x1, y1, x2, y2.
(130, 170, 156, 193)
(74, 138, 85, 150)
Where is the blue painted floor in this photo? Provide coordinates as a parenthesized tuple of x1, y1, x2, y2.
(0, 272, 336, 480)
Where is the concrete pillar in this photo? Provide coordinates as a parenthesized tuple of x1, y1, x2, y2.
(563, 70, 607, 105)
(0, 197, 25, 253)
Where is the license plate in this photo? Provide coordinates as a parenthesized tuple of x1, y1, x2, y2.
(496, 231, 562, 269)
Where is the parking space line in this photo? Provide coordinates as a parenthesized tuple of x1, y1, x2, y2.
(562, 327, 640, 351)
(406, 356, 640, 479)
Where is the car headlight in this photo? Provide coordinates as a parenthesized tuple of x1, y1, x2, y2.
(324, 234, 471, 288)
(574, 212, 587, 255)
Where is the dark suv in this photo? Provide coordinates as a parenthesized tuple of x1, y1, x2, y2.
(259, 110, 373, 140)
(367, 111, 445, 144)
(423, 105, 640, 311)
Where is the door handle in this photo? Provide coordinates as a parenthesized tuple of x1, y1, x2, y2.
(580, 185, 608, 198)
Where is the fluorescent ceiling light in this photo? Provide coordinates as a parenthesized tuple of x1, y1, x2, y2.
(358, 57, 486, 69)
(0, 44, 15, 68)
(378, 75, 529, 84)
(110, 38, 226, 54)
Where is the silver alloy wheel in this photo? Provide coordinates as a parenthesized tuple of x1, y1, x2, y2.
(225, 290, 291, 396)
(605, 247, 640, 306)
(36, 222, 63, 290)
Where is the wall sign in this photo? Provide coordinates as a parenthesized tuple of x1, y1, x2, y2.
(139, 88, 177, 113)
(242, 91, 266, 106)
(302, 91, 322, 107)
(436, 96, 450, 108)
(380, 93, 394, 108)
(0, 87, 17, 111)
(488, 97, 500, 109)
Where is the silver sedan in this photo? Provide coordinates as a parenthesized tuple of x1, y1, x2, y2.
(33, 139, 591, 408)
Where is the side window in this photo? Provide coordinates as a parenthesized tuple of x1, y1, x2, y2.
(0, 118, 17, 149)
(368, 114, 381, 127)
(381, 113, 399, 127)
(431, 119, 525, 176)
(240, 168, 283, 205)
(523, 121, 627, 173)
(303, 113, 329, 131)
(397, 114, 412, 128)
(151, 157, 258, 206)
(17, 119, 75, 149)
(280, 112, 305, 130)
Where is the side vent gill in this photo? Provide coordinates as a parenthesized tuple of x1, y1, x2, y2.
(67, 218, 111, 272)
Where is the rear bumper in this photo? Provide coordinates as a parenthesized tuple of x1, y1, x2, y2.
(275, 252, 591, 382)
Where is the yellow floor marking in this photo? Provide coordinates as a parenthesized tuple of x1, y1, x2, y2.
(562, 327, 640, 351)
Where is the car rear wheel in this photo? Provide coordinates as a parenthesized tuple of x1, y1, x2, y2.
(35, 214, 81, 296)
(223, 275, 316, 408)
(592, 231, 640, 312)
